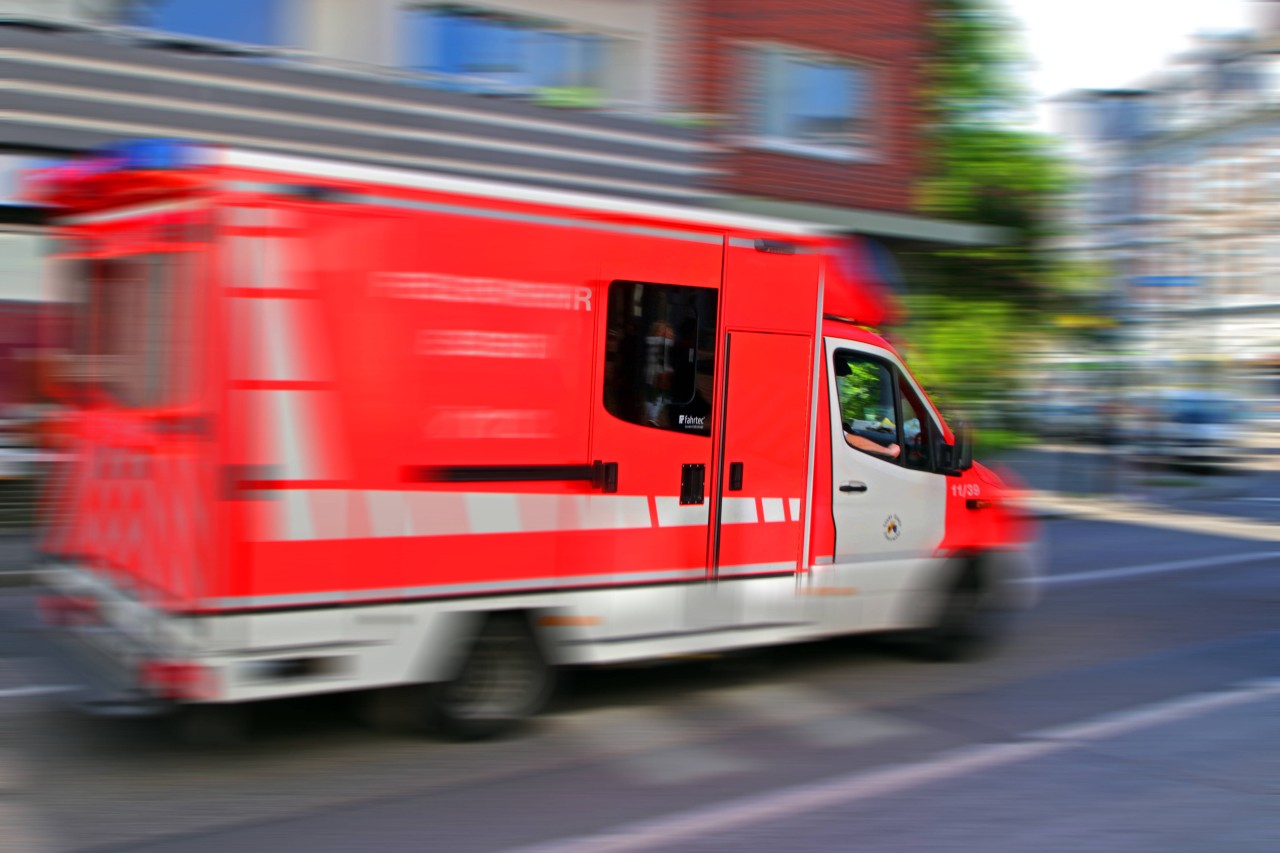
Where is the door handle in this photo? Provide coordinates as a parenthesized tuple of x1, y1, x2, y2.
(839, 481, 868, 493)
(728, 461, 744, 491)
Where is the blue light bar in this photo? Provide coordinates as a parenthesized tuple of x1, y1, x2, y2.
(103, 139, 198, 172)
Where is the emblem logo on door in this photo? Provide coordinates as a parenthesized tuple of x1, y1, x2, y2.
(884, 514, 902, 541)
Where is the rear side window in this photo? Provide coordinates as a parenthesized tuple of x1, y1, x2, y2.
(61, 253, 198, 409)
(603, 281, 717, 436)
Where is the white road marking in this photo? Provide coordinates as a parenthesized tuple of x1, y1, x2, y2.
(0, 685, 74, 700)
(1038, 550, 1280, 587)
(1032, 677, 1280, 742)
(507, 679, 1280, 853)
(1237, 497, 1280, 502)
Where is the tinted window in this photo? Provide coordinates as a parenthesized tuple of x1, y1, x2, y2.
(604, 281, 717, 436)
(834, 353, 899, 460)
(899, 375, 933, 471)
(834, 350, 937, 469)
(62, 254, 197, 409)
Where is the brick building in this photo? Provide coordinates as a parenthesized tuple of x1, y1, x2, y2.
(691, 0, 931, 215)
(0, 0, 998, 348)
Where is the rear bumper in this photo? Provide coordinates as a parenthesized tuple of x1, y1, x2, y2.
(32, 564, 194, 715)
(28, 623, 170, 716)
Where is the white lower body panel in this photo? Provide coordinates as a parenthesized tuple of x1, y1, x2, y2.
(36, 553, 1011, 706)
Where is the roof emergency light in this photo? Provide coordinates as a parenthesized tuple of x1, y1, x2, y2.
(106, 138, 204, 172)
(23, 139, 210, 208)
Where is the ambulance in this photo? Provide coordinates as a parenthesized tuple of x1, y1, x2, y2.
(30, 140, 1038, 738)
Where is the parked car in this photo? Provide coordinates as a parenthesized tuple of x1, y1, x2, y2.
(1130, 391, 1243, 470)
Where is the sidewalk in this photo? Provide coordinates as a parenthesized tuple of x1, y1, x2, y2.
(1016, 491, 1280, 543)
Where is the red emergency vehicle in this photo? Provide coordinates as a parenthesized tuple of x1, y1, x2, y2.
(30, 140, 1038, 737)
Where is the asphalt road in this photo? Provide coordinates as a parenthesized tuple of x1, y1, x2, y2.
(0, 505, 1276, 853)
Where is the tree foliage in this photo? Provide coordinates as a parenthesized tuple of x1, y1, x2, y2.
(895, 0, 1082, 420)
(916, 0, 1069, 308)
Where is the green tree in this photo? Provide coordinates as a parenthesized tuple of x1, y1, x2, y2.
(896, 0, 1086, 427)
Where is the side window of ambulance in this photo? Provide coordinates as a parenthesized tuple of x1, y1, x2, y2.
(834, 350, 937, 470)
(834, 353, 901, 460)
(899, 375, 934, 471)
(603, 281, 718, 436)
(63, 253, 197, 409)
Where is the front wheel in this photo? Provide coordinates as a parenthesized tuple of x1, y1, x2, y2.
(916, 564, 1009, 662)
(427, 614, 554, 740)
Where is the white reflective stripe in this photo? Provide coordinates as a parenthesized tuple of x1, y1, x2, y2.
(717, 561, 796, 577)
(309, 490, 351, 540)
(230, 297, 303, 381)
(366, 491, 412, 538)
(720, 497, 759, 525)
(654, 498, 711, 528)
(228, 297, 259, 379)
(263, 236, 289, 288)
(761, 498, 786, 523)
(251, 491, 808, 542)
(789, 498, 801, 521)
(280, 489, 314, 541)
(407, 490, 469, 536)
(260, 299, 301, 380)
(203, 565, 711, 608)
(229, 234, 294, 290)
(465, 492, 522, 535)
(230, 236, 263, 288)
(566, 495, 653, 531)
(226, 207, 274, 228)
(56, 199, 203, 226)
(271, 391, 324, 481)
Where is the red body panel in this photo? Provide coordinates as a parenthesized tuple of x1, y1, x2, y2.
(37, 149, 1024, 616)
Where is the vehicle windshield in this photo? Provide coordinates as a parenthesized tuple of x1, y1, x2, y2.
(58, 252, 199, 409)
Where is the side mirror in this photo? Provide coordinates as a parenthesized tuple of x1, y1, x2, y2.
(937, 420, 974, 475)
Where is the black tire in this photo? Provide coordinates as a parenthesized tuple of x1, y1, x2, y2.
(916, 563, 1007, 663)
(170, 703, 248, 747)
(426, 613, 554, 740)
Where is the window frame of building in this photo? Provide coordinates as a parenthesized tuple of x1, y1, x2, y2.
(735, 41, 876, 162)
(401, 3, 617, 104)
(132, 0, 287, 47)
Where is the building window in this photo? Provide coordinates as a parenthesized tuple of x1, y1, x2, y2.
(135, 0, 284, 46)
(603, 281, 717, 437)
(743, 45, 871, 156)
(403, 4, 611, 101)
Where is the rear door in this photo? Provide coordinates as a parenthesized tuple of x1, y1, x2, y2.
(44, 205, 213, 609)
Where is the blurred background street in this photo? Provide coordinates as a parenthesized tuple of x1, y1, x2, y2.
(1, 500, 1277, 852)
(1, 435, 1277, 850)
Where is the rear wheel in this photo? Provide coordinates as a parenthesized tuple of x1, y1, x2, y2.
(427, 614, 554, 740)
